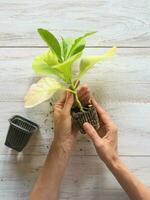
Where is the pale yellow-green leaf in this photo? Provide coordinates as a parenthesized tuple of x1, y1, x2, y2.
(53, 52, 82, 83)
(32, 51, 59, 75)
(77, 47, 116, 79)
(24, 77, 62, 108)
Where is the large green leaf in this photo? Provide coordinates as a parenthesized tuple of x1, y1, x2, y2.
(77, 47, 116, 79)
(32, 51, 65, 80)
(61, 37, 75, 60)
(24, 77, 63, 108)
(68, 31, 96, 57)
(38, 28, 62, 62)
(53, 52, 82, 83)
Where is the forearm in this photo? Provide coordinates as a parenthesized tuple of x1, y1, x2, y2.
(105, 156, 150, 200)
(30, 142, 71, 200)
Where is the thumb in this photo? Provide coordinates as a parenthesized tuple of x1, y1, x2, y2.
(63, 91, 74, 114)
(83, 122, 101, 146)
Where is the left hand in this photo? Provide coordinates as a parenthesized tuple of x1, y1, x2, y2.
(53, 85, 90, 153)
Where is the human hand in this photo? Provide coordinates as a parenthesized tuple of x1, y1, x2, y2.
(53, 85, 90, 153)
(83, 98, 118, 165)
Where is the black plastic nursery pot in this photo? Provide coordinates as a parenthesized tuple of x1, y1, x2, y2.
(71, 106, 100, 134)
(5, 115, 39, 152)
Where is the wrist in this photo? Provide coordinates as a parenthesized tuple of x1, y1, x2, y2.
(50, 141, 73, 157)
(104, 153, 120, 169)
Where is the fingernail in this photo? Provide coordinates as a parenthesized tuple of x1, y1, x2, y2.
(83, 122, 89, 129)
(88, 98, 92, 104)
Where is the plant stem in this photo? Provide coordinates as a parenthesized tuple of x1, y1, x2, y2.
(70, 81, 84, 112)
(74, 91, 84, 112)
(74, 79, 80, 88)
(66, 88, 76, 94)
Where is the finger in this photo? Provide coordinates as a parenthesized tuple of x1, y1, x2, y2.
(83, 122, 102, 146)
(92, 98, 118, 137)
(78, 84, 89, 97)
(78, 85, 91, 105)
(79, 89, 90, 99)
(63, 91, 74, 114)
(80, 94, 91, 105)
(92, 97, 114, 126)
(54, 92, 66, 110)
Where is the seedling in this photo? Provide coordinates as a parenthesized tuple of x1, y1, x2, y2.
(24, 28, 116, 112)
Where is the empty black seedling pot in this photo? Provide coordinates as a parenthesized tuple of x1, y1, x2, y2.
(71, 106, 100, 134)
(5, 115, 39, 152)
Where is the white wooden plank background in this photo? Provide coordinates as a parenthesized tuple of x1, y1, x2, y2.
(0, 156, 150, 200)
(0, 0, 150, 199)
(0, 0, 150, 47)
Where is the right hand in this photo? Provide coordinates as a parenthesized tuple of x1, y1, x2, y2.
(83, 98, 118, 165)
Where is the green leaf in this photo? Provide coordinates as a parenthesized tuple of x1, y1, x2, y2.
(68, 31, 96, 57)
(32, 51, 65, 80)
(53, 52, 82, 83)
(38, 28, 62, 62)
(24, 77, 63, 108)
(77, 47, 116, 79)
(61, 37, 75, 60)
